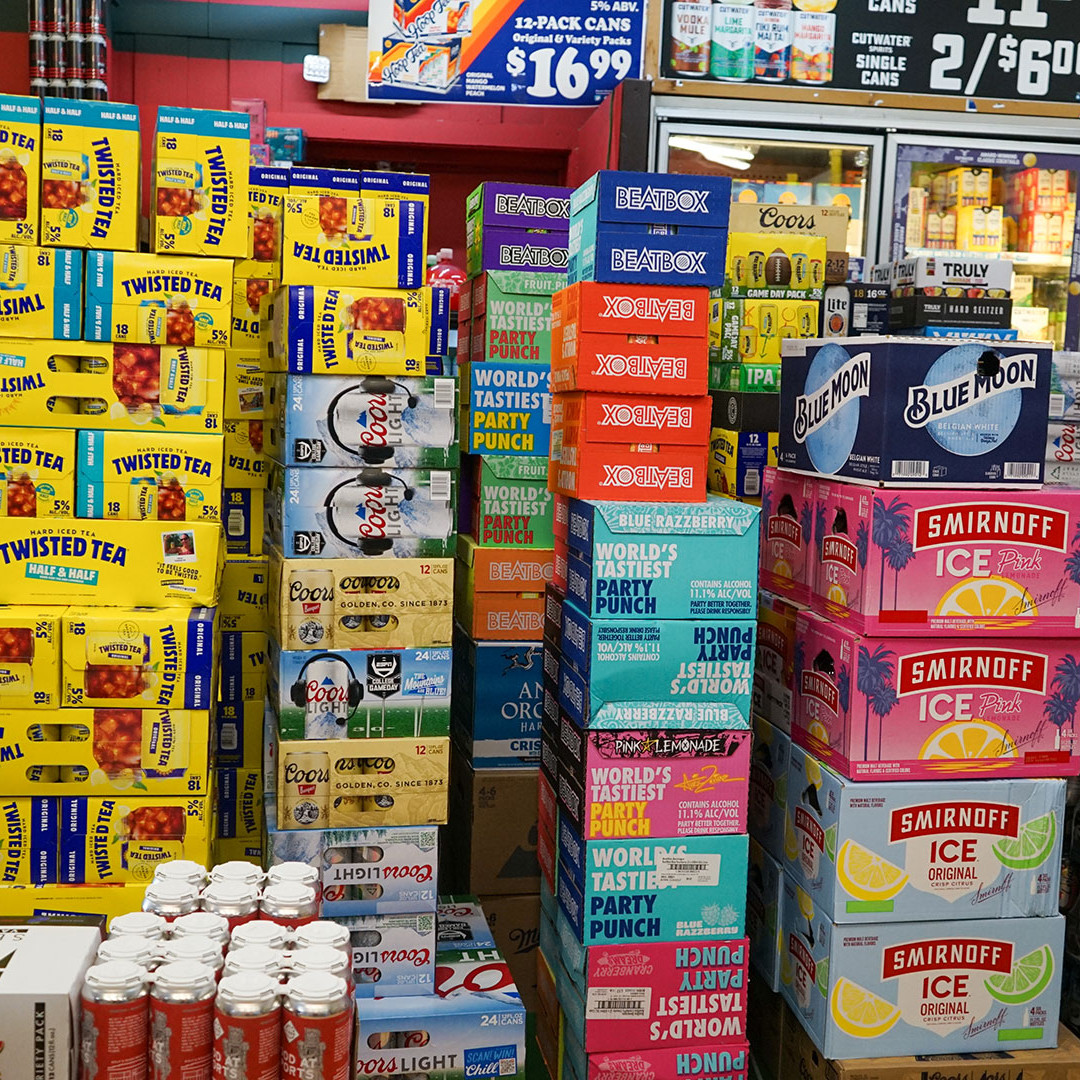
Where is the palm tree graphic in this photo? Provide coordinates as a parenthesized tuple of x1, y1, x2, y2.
(1050, 654, 1080, 749)
(872, 496, 912, 612)
(855, 521, 869, 607)
(1065, 523, 1080, 608)
(800, 499, 814, 552)
(761, 486, 772, 528)
(886, 535, 915, 609)
(815, 501, 827, 558)
(856, 643, 896, 760)
(1044, 692, 1073, 752)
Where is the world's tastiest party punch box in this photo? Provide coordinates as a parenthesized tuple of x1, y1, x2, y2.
(781, 877, 1063, 1058)
(778, 337, 1052, 487)
(794, 608, 1080, 780)
(563, 1031, 749, 1080)
(268, 638, 451, 740)
(266, 372, 457, 468)
(84, 251, 233, 346)
(465, 269, 564, 364)
(0, 94, 41, 246)
(565, 497, 759, 620)
(76, 429, 224, 521)
(785, 741, 1063, 923)
(0, 518, 221, 606)
(557, 822, 748, 946)
(0, 426, 75, 518)
(0, 244, 82, 339)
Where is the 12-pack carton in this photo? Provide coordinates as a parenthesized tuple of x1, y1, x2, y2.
(786, 742, 1063, 923)
(76, 429, 225, 521)
(455, 536, 551, 640)
(553, 391, 712, 450)
(726, 233, 827, 300)
(0, 517, 222, 606)
(266, 372, 457, 468)
(0, 339, 225, 434)
(338, 911, 437, 996)
(551, 282, 709, 396)
(712, 296, 820, 365)
(267, 462, 456, 558)
(40, 97, 140, 251)
(557, 821, 748, 945)
(153, 106, 250, 257)
(748, 715, 790, 861)
(60, 605, 216, 710)
(707, 428, 777, 503)
(888, 256, 1012, 298)
(0, 427, 75, 518)
(466, 269, 563, 364)
(465, 455, 553, 548)
(463, 361, 551, 456)
(269, 638, 451, 740)
(551, 443, 707, 503)
(266, 283, 448, 374)
(794, 609, 1080, 780)
(781, 878, 1063, 1058)
(779, 337, 1052, 487)
(0, 95, 41, 246)
(0, 244, 81, 338)
(566, 497, 759, 620)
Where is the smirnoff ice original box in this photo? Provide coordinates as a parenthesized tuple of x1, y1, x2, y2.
(781, 877, 1064, 1058)
(794, 609, 1080, 780)
(786, 741, 1063, 922)
(779, 337, 1052, 487)
(814, 482, 1080, 636)
(566, 497, 759, 621)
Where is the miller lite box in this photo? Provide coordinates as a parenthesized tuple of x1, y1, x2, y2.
(793, 608, 1080, 781)
(781, 877, 1063, 1058)
(785, 741, 1064, 924)
(778, 337, 1052, 487)
(551, 282, 709, 396)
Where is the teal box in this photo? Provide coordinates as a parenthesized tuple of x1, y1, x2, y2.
(565, 495, 759, 620)
(0, 245, 82, 339)
(464, 361, 551, 457)
(556, 817, 748, 945)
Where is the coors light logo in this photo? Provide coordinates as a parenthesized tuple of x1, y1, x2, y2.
(895, 648, 1047, 696)
(904, 353, 1038, 429)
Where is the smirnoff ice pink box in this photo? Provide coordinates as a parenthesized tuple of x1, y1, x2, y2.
(813, 483, 1080, 636)
(794, 609, 1080, 780)
(781, 875, 1064, 1058)
(760, 467, 819, 606)
(754, 590, 803, 733)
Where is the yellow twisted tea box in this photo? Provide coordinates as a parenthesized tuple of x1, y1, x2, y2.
(0, 244, 82, 339)
(219, 556, 268, 631)
(0, 518, 221, 606)
(152, 106, 249, 258)
(0, 882, 149, 923)
(85, 251, 233, 347)
(223, 349, 265, 420)
(269, 550, 453, 650)
(0, 795, 211, 883)
(223, 419, 267, 487)
(0, 339, 224, 434)
(231, 273, 277, 349)
(245, 165, 289, 268)
(61, 606, 217, 710)
(40, 98, 140, 251)
(0, 708, 211, 795)
(0, 95, 40, 246)
(0, 427, 75, 518)
(76, 430, 224, 522)
(0, 606, 61, 707)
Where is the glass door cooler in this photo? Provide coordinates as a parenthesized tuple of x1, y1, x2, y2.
(882, 133, 1080, 349)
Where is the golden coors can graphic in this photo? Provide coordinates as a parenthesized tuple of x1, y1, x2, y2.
(281, 749, 332, 829)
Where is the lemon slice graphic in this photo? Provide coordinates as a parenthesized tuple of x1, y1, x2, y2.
(785, 816, 800, 861)
(918, 719, 1019, 764)
(808, 720, 830, 745)
(837, 840, 909, 902)
(829, 978, 901, 1039)
(985, 945, 1054, 1005)
(934, 575, 1034, 627)
(772, 558, 794, 581)
(826, 583, 847, 606)
(796, 884, 815, 922)
(993, 812, 1057, 871)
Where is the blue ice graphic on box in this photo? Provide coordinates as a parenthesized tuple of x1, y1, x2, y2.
(798, 343, 868, 475)
(464, 1044, 518, 1077)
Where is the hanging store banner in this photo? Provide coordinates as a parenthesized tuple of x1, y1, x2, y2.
(660, 0, 1080, 106)
(366, 0, 646, 104)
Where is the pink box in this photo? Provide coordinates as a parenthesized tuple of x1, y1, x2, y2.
(794, 609, 1080, 780)
(761, 467, 820, 606)
(566, 1040, 750, 1080)
(813, 483, 1080, 637)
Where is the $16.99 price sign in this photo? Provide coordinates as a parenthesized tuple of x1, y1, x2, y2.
(366, 0, 644, 105)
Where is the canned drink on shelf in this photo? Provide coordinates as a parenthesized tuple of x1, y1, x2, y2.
(171, 911, 230, 953)
(149, 960, 216, 1080)
(223, 945, 286, 981)
(85, 79, 108, 101)
(280, 971, 353, 1080)
(29, 0, 48, 34)
(280, 749, 332, 830)
(266, 861, 320, 892)
(260, 881, 318, 931)
(85, 33, 107, 78)
(44, 0, 65, 33)
(158, 937, 225, 980)
(288, 944, 354, 990)
(210, 861, 266, 889)
(64, 32, 84, 78)
(321, 845, 358, 903)
(293, 920, 351, 958)
(109, 910, 167, 941)
(45, 33, 64, 78)
(47, 77, 68, 98)
(96, 935, 158, 968)
(213, 972, 282, 1080)
(31, 77, 49, 96)
(86, 0, 106, 33)
(25, 722, 60, 783)
(231, 920, 291, 952)
(201, 881, 261, 931)
(29, 33, 48, 79)
(66, 0, 88, 33)
(79, 960, 149, 1080)
(66, 77, 86, 98)
(153, 860, 208, 890)
(142, 879, 201, 922)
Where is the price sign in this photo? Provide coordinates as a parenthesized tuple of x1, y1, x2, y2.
(367, 0, 645, 105)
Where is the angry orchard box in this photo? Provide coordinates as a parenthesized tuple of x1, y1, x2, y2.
(785, 741, 1063, 923)
(794, 609, 1080, 780)
(779, 337, 1052, 487)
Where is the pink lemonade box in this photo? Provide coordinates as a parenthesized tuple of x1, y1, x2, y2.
(794, 608, 1080, 780)
(760, 467, 819, 606)
(814, 482, 1080, 637)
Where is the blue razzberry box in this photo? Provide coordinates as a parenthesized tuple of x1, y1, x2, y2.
(779, 336, 1052, 487)
(566, 496, 759, 620)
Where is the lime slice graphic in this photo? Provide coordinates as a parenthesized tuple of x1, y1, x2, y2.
(993, 812, 1056, 871)
(824, 824, 837, 863)
(985, 945, 1054, 1005)
(815, 956, 829, 997)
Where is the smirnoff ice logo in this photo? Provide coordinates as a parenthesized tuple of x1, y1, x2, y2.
(801, 669, 838, 713)
(912, 504, 1068, 551)
(599, 402, 694, 428)
(793, 353, 871, 444)
(821, 534, 858, 573)
(889, 802, 1020, 843)
(494, 193, 570, 219)
(600, 296, 698, 321)
(610, 249, 706, 275)
(881, 939, 1013, 979)
(593, 354, 688, 379)
(500, 244, 568, 269)
(896, 648, 1047, 696)
(904, 354, 1038, 429)
(614, 185, 710, 214)
(767, 515, 801, 546)
(601, 465, 695, 490)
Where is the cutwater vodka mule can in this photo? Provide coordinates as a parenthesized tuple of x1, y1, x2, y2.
(670, 0, 711, 74)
